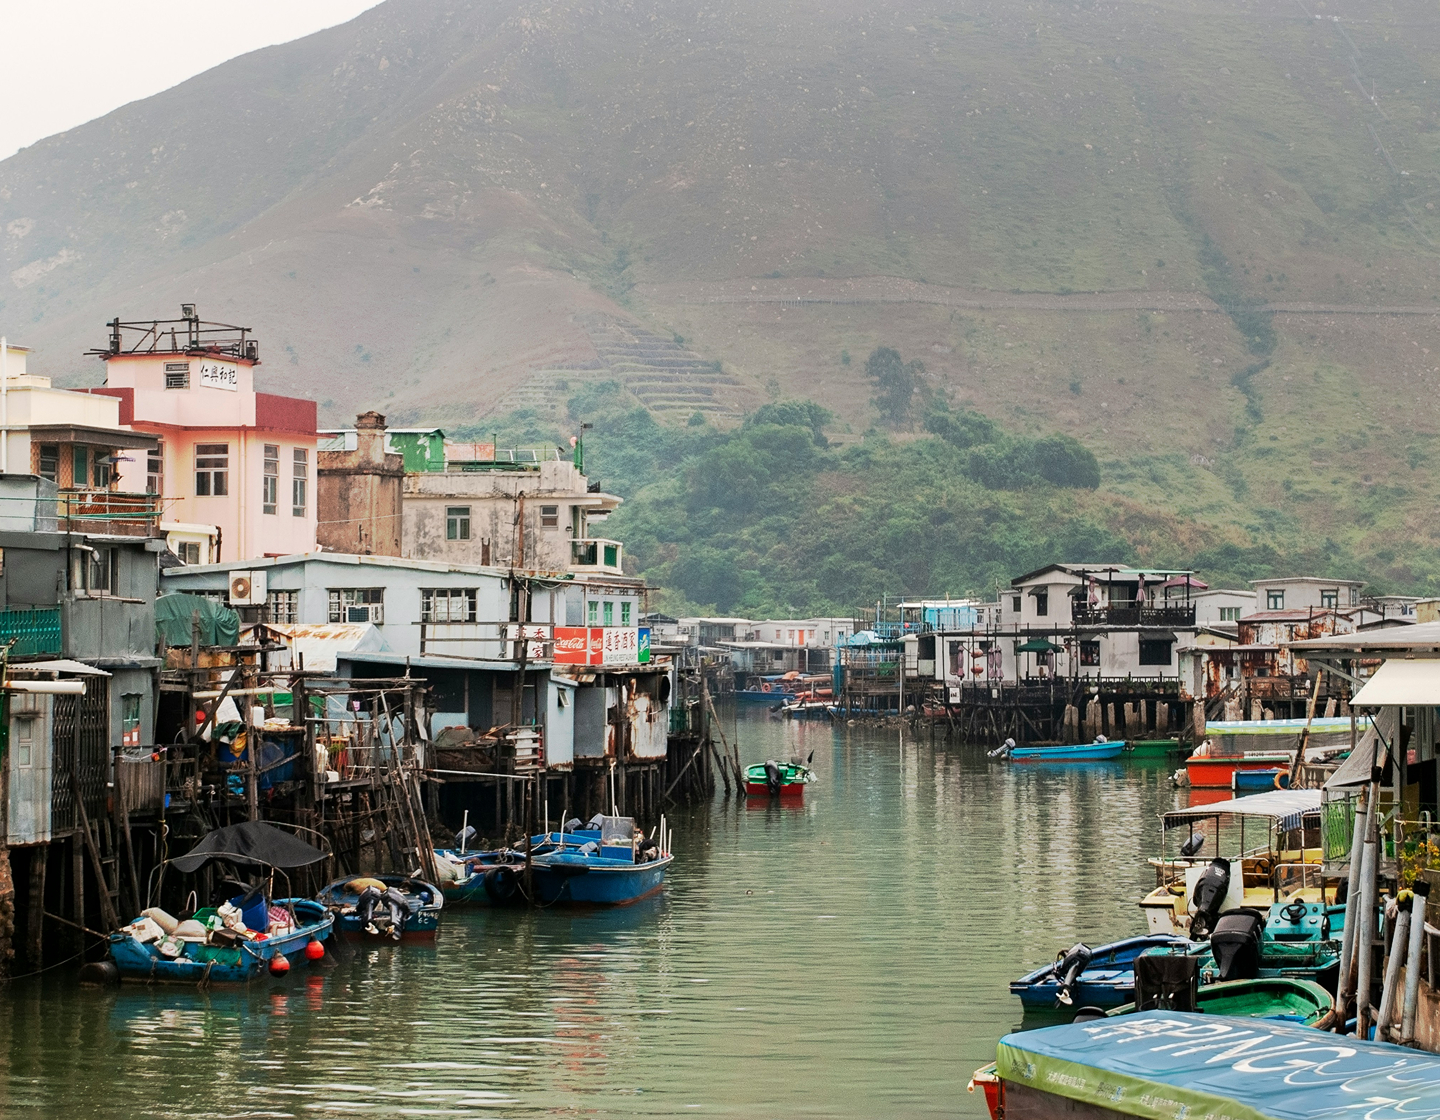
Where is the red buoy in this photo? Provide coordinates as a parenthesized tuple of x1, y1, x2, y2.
(304, 939, 325, 961)
(268, 953, 291, 976)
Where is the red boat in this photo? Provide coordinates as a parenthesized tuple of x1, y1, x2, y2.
(1186, 752, 1293, 789)
(743, 760, 816, 796)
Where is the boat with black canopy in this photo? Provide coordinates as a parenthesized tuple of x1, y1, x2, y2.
(107, 821, 334, 984)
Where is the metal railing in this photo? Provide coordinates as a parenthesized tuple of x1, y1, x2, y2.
(0, 606, 62, 656)
(1071, 604, 1196, 627)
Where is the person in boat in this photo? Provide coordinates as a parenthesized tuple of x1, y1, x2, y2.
(353, 877, 408, 940)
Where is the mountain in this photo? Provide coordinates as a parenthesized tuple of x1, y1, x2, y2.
(3, 0, 1440, 595)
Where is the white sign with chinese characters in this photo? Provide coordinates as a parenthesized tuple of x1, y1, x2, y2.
(602, 627, 641, 665)
(197, 360, 239, 391)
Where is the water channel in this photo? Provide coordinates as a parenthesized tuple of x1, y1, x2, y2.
(0, 710, 1183, 1118)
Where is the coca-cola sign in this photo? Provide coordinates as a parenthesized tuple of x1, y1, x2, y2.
(553, 627, 591, 664)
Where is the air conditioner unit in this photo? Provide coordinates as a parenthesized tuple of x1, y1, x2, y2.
(228, 570, 267, 606)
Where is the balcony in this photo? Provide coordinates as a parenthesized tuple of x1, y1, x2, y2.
(571, 538, 624, 575)
(1071, 603, 1196, 628)
(59, 489, 161, 537)
(0, 606, 63, 657)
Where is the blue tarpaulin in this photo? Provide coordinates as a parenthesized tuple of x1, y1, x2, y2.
(997, 1011, 1440, 1120)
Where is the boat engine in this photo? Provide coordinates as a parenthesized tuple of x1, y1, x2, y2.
(1210, 907, 1265, 981)
(765, 760, 783, 794)
(1188, 857, 1232, 939)
(1052, 942, 1093, 1006)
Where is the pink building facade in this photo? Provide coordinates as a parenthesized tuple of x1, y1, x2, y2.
(90, 330, 318, 562)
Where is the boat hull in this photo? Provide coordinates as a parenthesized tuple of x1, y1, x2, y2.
(1187, 753, 1295, 788)
(108, 900, 333, 984)
(531, 853, 671, 906)
(1125, 739, 1185, 759)
(316, 875, 444, 940)
(1010, 742, 1125, 762)
(1010, 934, 1191, 1009)
(1107, 977, 1333, 1026)
(744, 780, 807, 796)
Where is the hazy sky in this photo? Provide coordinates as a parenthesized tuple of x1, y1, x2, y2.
(0, 1, 381, 161)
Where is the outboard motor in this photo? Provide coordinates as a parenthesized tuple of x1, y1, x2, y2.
(1051, 942, 1093, 1006)
(563, 817, 583, 833)
(586, 813, 606, 830)
(1188, 857, 1232, 940)
(988, 738, 1016, 760)
(1179, 832, 1205, 858)
(1210, 908, 1265, 981)
(765, 760, 783, 794)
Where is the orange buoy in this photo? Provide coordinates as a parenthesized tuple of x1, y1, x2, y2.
(304, 939, 325, 961)
(268, 954, 291, 976)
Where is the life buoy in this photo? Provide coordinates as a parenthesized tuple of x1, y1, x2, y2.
(761, 682, 773, 693)
(483, 866, 519, 904)
(1273, 771, 1291, 790)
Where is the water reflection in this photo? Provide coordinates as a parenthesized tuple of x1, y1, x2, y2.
(2, 712, 1181, 1118)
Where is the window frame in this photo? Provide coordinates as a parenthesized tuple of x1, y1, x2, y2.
(587, 600, 599, 625)
(1079, 640, 1101, 667)
(328, 587, 385, 624)
(262, 444, 280, 515)
(446, 505, 471, 541)
(194, 443, 230, 497)
(292, 447, 308, 517)
(603, 601, 615, 626)
(1035, 590, 1049, 617)
(421, 588, 478, 623)
(540, 504, 559, 528)
(1138, 638, 1174, 667)
(146, 442, 164, 496)
(164, 361, 190, 390)
(1320, 589, 1339, 609)
(1266, 590, 1285, 611)
(177, 541, 201, 565)
(621, 601, 632, 626)
(37, 443, 59, 483)
(266, 589, 298, 624)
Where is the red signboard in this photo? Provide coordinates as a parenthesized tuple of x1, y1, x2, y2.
(553, 627, 591, 664)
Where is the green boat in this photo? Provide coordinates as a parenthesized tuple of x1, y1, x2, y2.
(1105, 977, 1333, 1026)
(1124, 738, 1188, 759)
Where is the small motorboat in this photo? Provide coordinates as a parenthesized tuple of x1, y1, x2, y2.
(1005, 741, 1125, 762)
(1105, 976, 1334, 1026)
(316, 874, 444, 941)
(1009, 934, 1192, 1009)
(1143, 904, 1342, 990)
(1123, 738, 1186, 759)
(1232, 767, 1290, 793)
(108, 820, 335, 984)
(744, 757, 817, 796)
(433, 814, 674, 907)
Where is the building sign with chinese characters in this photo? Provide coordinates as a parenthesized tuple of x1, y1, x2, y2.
(553, 627, 652, 666)
(197, 360, 239, 391)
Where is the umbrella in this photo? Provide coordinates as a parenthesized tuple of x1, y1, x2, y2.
(171, 821, 328, 874)
(1016, 638, 1062, 653)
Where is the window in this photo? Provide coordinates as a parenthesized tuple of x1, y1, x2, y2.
(292, 448, 308, 517)
(1080, 640, 1101, 667)
(603, 601, 615, 626)
(1035, 590, 1049, 617)
(177, 541, 201, 565)
(88, 547, 113, 593)
(37, 443, 58, 483)
(1012, 596, 1022, 613)
(446, 506, 471, 541)
(1266, 590, 1285, 611)
(263, 444, 279, 514)
(72, 445, 88, 489)
(146, 443, 164, 496)
(588, 600, 599, 625)
(1219, 607, 1241, 622)
(92, 450, 112, 488)
(328, 588, 384, 624)
(621, 602, 632, 626)
(1138, 639, 1174, 666)
(1320, 589, 1338, 609)
(266, 589, 298, 624)
(164, 361, 190, 389)
(121, 694, 142, 748)
(540, 504, 559, 528)
(195, 443, 229, 496)
(422, 588, 478, 623)
(1350, 587, 1360, 606)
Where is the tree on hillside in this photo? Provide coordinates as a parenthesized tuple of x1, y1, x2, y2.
(865, 346, 925, 427)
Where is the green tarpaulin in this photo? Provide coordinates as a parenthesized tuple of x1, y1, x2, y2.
(155, 593, 240, 648)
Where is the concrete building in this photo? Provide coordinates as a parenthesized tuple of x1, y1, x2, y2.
(1249, 576, 1364, 613)
(317, 411, 404, 556)
(86, 308, 319, 563)
(0, 341, 160, 537)
(401, 446, 623, 575)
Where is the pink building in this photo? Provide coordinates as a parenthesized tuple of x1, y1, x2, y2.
(87, 310, 318, 562)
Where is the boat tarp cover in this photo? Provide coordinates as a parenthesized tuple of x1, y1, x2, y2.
(1324, 710, 1396, 790)
(155, 593, 241, 648)
(171, 821, 327, 873)
(996, 1010, 1440, 1120)
(1202, 717, 1355, 758)
(1164, 788, 1322, 832)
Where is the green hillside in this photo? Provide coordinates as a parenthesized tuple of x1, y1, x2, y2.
(2, 0, 1440, 598)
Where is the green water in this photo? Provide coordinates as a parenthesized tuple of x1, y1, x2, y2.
(0, 712, 1180, 1118)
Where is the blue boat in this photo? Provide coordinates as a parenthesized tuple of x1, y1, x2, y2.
(1007, 741, 1126, 762)
(1232, 767, 1290, 792)
(315, 874, 445, 941)
(974, 1010, 1440, 1120)
(108, 820, 335, 985)
(1141, 902, 1343, 989)
(434, 814, 673, 907)
(1010, 934, 1193, 1009)
(109, 899, 333, 984)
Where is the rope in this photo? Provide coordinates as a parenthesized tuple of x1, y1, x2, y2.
(5, 944, 94, 981)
